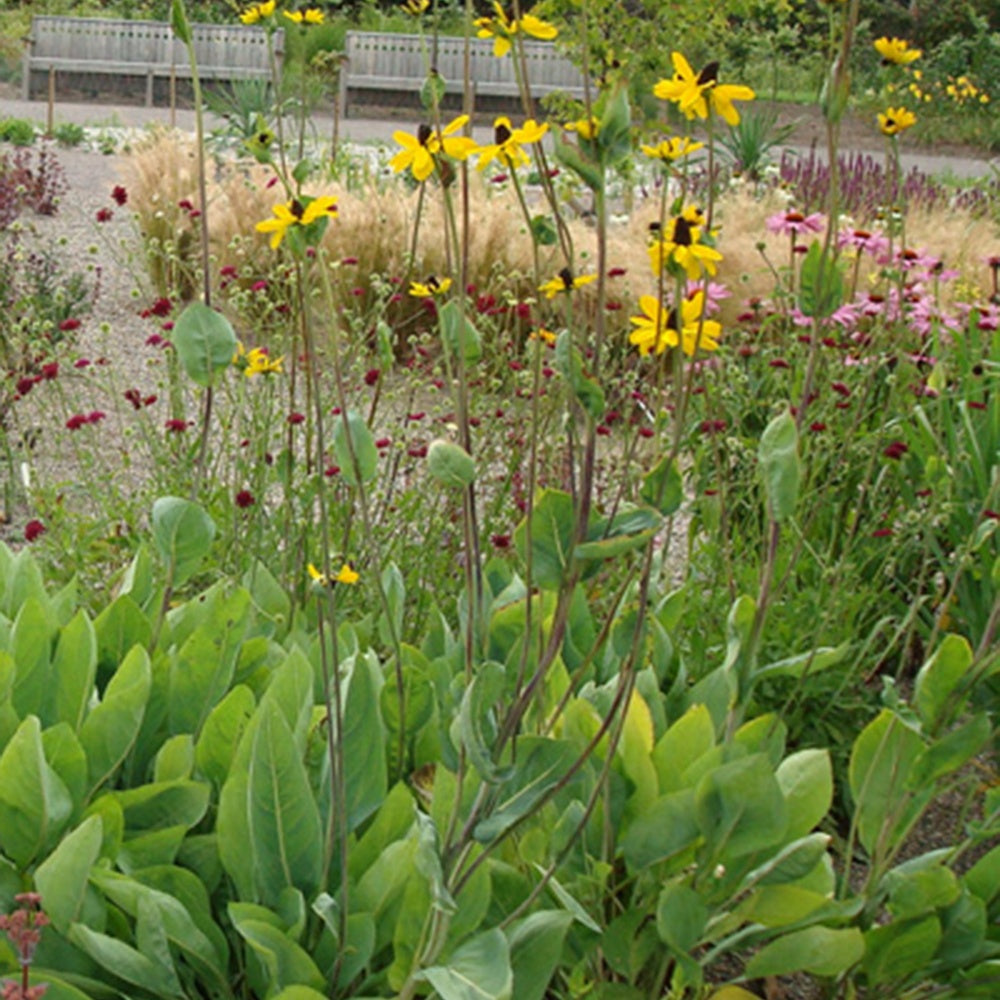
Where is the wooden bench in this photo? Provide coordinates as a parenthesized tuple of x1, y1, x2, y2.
(339, 30, 588, 119)
(21, 16, 282, 108)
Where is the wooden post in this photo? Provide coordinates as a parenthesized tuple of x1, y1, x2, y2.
(46, 67, 55, 136)
(170, 62, 177, 126)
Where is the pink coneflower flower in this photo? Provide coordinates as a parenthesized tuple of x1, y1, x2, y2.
(766, 209, 825, 237)
(837, 228, 889, 258)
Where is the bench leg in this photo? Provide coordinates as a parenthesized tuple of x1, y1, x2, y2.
(146, 70, 154, 108)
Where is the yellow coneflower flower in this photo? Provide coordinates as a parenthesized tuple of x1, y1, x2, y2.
(877, 106, 916, 136)
(239, 0, 276, 24)
(538, 267, 597, 299)
(874, 37, 922, 65)
(255, 195, 339, 250)
(653, 52, 755, 126)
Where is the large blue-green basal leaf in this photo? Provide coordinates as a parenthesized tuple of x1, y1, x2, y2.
(759, 410, 800, 524)
(154, 734, 194, 783)
(0, 544, 50, 620)
(776, 749, 833, 841)
(118, 826, 189, 871)
(69, 920, 183, 998)
(621, 788, 700, 872)
(151, 497, 216, 587)
(512, 490, 577, 591)
(172, 301, 237, 388)
(473, 738, 581, 844)
(42, 723, 88, 817)
(745, 926, 865, 979)
(89, 867, 228, 992)
(849, 709, 931, 857)
(79, 645, 151, 795)
(694, 753, 788, 862)
(129, 864, 230, 974)
(640, 454, 683, 516)
(243, 560, 291, 637)
(457, 661, 508, 784)
(439, 299, 483, 363)
(93, 595, 152, 692)
(862, 915, 942, 986)
(34, 815, 103, 934)
(332, 410, 378, 486)
(217, 768, 254, 902)
(755, 642, 850, 682)
(555, 330, 605, 422)
(228, 907, 326, 995)
(420, 927, 513, 1000)
(248, 700, 323, 907)
(347, 782, 417, 883)
(576, 505, 663, 562)
(797, 240, 844, 319)
(910, 713, 992, 787)
(195, 684, 256, 788)
(48, 610, 97, 733)
(257, 646, 315, 753)
(168, 586, 250, 737)
(11, 596, 56, 719)
(113, 779, 210, 833)
(0, 715, 72, 869)
(914, 634, 973, 733)
(342, 650, 388, 832)
(506, 911, 573, 1000)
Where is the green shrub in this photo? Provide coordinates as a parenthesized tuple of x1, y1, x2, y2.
(0, 118, 37, 147)
(52, 121, 86, 148)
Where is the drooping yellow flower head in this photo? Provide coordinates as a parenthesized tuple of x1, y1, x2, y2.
(239, 0, 276, 24)
(255, 195, 339, 249)
(475, 2, 558, 58)
(640, 135, 705, 162)
(409, 276, 453, 298)
(653, 52, 755, 126)
(874, 37, 922, 65)
(308, 563, 359, 587)
(284, 8, 325, 24)
(402, 0, 430, 13)
(878, 106, 917, 136)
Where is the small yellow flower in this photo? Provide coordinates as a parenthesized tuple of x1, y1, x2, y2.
(474, 1, 558, 59)
(255, 195, 339, 250)
(409, 275, 453, 298)
(402, 0, 430, 13)
(640, 136, 705, 162)
(308, 562, 360, 587)
(245, 347, 284, 376)
(874, 37, 922, 65)
(565, 116, 599, 141)
(877, 106, 916, 136)
(284, 8, 325, 24)
(239, 0, 276, 24)
(529, 327, 558, 345)
(539, 267, 597, 299)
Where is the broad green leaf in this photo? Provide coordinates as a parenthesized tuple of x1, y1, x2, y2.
(776, 749, 833, 839)
(196, 685, 256, 787)
(553, 128, 603, 191)
(749, 833, 832, 887)
(1, 547, 49, 620)
(439, 300, 483, 363)
(115, 779, 210, 831)
(965, 843, 1000, 904)
(656, 880, 707, 953)
(347, 781, 417, 882)
(428, 439, 476, 488)
(79, 646, 151, 793)
(69, 923, 183, 998)
(513, 489, 577, 590)
(910, 714, 991, 786)
(849, 709, 927, 856)
(914, 634, 973, 732)
(118, 826, 188, 871)
(695, 753, 788, 861)
(83, 794, 124, 862)
(555, 329, 605, 422)
(622, 789, 700, 872)
(0, 715, 72, 869)
(217, 769, 254, 901)
(575, 506, 662, 562)
(42, 723, 89, 812)
(168, 587, 249, 735)
(506, 911, 573, 1000)
(740, 885, 833, 926)
(243, 560, 290, 634)
(755, 642, 849, 681)
(135, 895, 184, 996)
(420, 927, 512, 1000)
(93, 596, 151, 688)
(797, 240, 843, 318)
(248, 701, 323, 906)
(154, 734, 194, 783)
(745, 926, 864, 978)
(936, 890, 987, 969)
(229, 914, 325, 993)
(343, 652, 387, 831)
(11, 596, 55, 719)
(862, 915, 941, 985)
(270, 989, 329, 1000)
(34, 815, 103, 933)
(653, 704, 715, 793)
(758, 410, 799, 523)
(640, 455, 683, 516)
(332, 410, 378, 486)
(884, 864, 959, 918)
(619, 689, 657, 813)
(473, 738, 579, 843)
(50, 610, 97, 732)
(172, 301, 237, 387)
(152, 497, 216, 586)
(458, 660, 507, 783)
